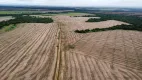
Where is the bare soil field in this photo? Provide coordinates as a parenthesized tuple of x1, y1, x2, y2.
(54, 16, 142, 80)
(57, 16, 129, 31)
(0, 23, 59, 80)
(30, 15, 52, 18)
(0, 15, 142, 80)
(0, 16, 14, 22)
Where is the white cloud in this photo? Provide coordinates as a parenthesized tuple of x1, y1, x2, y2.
(0, 0, 142, 7)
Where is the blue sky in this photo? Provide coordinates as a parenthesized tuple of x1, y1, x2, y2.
(0, 0, 142, 8)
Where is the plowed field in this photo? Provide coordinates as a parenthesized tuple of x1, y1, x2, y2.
(0, 16, 142, 80)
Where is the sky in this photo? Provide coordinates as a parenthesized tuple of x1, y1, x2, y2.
(0, 0, 142, 8)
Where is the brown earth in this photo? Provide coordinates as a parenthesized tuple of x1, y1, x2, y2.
(0, 15, 142, 80)
(56, 16, 142, 80)
(0, 23, 59, 80)
(0, 16, 14, 22)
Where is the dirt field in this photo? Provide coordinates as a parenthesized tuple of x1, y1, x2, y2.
(57, 16, 129, 30)
(30, 15, 52, 18)
(55, 16, 142, 80)
(0, 15, 142, 80)
(0, 16, 14, 22)
(0, 23, 59, 80)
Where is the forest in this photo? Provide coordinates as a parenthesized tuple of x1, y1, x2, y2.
(0, 15, 53, 29)
(75, 13, 142, 33)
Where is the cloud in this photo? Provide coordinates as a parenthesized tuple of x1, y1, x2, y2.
(0, 0, 142, 7)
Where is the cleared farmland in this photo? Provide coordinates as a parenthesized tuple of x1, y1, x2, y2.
(55, 16, 142, 80)
(0, 15, 142, 80)
(0, 16, 14, 22)
(0, 23, 59, 80)
(57, 16, 129, 31)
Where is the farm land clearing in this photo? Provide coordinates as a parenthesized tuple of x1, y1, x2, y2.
(0, 9, 142, 80)
(75, 13, 142, 33)
(0, 16, 14, 22)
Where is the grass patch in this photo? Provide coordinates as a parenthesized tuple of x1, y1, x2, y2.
(0, 24, 16, 33)
(66, 44, 75, 50)
(5, 24, 16, 32)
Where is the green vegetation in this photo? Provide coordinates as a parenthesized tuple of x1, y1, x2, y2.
(86, 18, 106, 22)
(74, 15, 96, 17)
(0, 24, 17, 33)
(65, 12, 91, 16)
(4, 24, 17, 32)
(0, 11, 41, 15)
(0, 11, 40, 18)
(66, 44, 75, 50)
(75, 14, 142, 33)
(0, 15, 53, 29)
(42, 13, 57, 16)
(86, 14, 142, 24)
(75, 24, 141, 33)
(42, 12, 91, 16)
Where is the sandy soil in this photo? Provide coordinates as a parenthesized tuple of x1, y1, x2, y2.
(55, 16, 142, 80)
(30, 15, 52, 18)
(0, 23, 59, 80)
(0, 16, 14, 22)
(0, 15, 142, 80)
(56, 16, 129, 31)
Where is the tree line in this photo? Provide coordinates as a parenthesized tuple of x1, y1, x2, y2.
(0, 15, 53, 29)
(86, 18, 106, 22)
(75, 13, 142, 33)
(74, 15, 96, 17)
(0, 12, 45, 17)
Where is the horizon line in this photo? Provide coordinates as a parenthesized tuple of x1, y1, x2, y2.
(0, 4, 142, 9)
